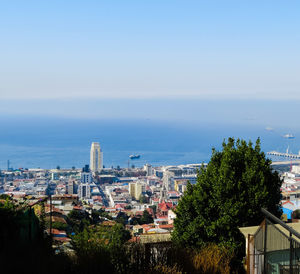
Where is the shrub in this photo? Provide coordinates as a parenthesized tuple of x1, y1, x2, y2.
(192, 244, 233, 274)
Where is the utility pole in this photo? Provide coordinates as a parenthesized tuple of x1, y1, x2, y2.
(49, 194, 52, 242)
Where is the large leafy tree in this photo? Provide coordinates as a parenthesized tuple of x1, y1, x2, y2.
(172, 138, 282, 251)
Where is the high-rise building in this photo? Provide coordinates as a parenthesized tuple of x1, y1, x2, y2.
(143, 164, 153, 176)
(90, 142, 103, 172)
(78, 183, 91, 199)
(129, 181, 145, 200)
(81, 172, 93, 183)
(67, 179, 78, 195)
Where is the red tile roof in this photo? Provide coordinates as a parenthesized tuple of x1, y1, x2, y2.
(159, 224, 174, 229)
(73, 205, 83, 210)
(282, 200, 295, 206)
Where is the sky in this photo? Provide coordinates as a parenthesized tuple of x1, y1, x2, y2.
(0, 0, 299, 101)
(0, 1, 299, 168)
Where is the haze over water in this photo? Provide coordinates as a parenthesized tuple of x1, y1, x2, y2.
(0, 99, 299, 170)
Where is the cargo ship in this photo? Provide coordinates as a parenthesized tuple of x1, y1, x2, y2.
(129, 154, 140, 159)
(283, 134, 295, 139)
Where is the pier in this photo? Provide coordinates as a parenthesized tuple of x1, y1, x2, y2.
(267, 151, 300, 159)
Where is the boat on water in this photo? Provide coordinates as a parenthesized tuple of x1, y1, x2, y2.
(283, 134, 295, 139)
(129, 154, 140, 159)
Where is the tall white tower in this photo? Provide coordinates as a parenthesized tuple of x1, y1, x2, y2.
(90, 142, 103, 172)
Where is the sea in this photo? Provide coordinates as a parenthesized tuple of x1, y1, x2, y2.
(0, 115, 299, 170)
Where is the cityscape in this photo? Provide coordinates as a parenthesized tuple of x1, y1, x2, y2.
(0, 141, 201, 240)
(1, 1, 300, 273)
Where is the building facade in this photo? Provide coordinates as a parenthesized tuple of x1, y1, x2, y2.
(90, 142, 103, 172)
(144, 164, 153, 176)
(129, 181, 145, 200)
(81, 172, 93, 184)
(78, 183, 91, 199)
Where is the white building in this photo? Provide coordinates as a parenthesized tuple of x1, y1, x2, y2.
(78, 183, 91, 199)
(144, 164, 153, 176)
(90, 142, 103, 172)
(129, 181, 145, 200)
(168, 209, 177, 224)
(81, 172, 93, 183)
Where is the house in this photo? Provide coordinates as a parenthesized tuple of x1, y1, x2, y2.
(133, 225, 143, 234)
(157, 201, 173, 218)
(282, 200, 296, 211)
(239, 209, 300, 273)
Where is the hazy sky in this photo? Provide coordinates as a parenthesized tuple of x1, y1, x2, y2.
(0, 0, 299, 100)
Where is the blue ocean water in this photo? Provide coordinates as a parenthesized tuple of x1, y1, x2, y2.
(0, 115, 299, 169)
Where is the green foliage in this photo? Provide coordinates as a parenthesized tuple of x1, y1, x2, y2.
(130, 210, 154, 225)
(72, 223, 130, 250)
(130, 216, 141, 225)
(97, 208, 113, 220)
(51, 221, 68, 231)
(115, 211, 128, 225)
(140, 210, 154, 224)
(71, 227, 113, 273)
(67, 209, 92, 232)
(149, 205, 157, 215)
(71, 224, 131, 273)
(91, 209, 101, 224)
(139, 195, 148, 204)
(0, 194, 11, 200)
(172, 138, 282, 260)
(68, 209, 87, 221)
(191, 244, 233, 273)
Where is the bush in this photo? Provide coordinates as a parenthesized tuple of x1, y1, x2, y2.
(192, 244, 233, 274)
(51, 221, 68, 231)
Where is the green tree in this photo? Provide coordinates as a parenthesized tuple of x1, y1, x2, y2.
(97, 208, 113, 221)
(51, 221, 68, 231)
(172, 138, 282, 256)
(91, 209, 101, 224)
(139, 195, 147, 204)
(130, 216, 141, 225)
(71, 224, 131, 273)
(115, 211, 128, 225)
(149, 205, 157, 215)
(140, 210, 154, 224)
(67, 209, 91, 232)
